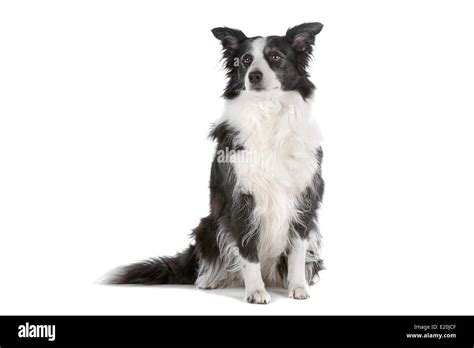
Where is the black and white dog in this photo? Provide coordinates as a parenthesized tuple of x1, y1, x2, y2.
(109, 23, 325, 304)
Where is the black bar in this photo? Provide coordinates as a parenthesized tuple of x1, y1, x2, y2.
(0, 316, 473, 346)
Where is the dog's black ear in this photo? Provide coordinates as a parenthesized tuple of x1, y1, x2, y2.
(286, 22, 323, 52)
(211, 27, 246, 51)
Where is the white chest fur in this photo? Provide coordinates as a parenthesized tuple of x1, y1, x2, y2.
(219, 91, 322, 260)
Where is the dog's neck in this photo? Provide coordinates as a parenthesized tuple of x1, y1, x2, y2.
(218, 88, 322, 152)
(227, 89, 312, 107)
(221, 90, 315, 125)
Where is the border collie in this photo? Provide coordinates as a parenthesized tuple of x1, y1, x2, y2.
(108, 23, 325, 304)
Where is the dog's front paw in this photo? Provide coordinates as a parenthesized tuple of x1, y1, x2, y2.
(245, 288, 271, 304)
(289, 284, 310, 300)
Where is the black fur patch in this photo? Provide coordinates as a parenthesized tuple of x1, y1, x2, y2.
(230, 193, 259, 262)
(291, 147, 325, 239)
(109, 245, 197, 285)
(208, 122, 259, 262)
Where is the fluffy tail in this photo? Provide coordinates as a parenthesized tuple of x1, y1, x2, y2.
(108, 245, 198, 285)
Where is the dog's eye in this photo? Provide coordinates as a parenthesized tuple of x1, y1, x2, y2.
(271, 53, 281, 61)
(242, 55, 252, 65)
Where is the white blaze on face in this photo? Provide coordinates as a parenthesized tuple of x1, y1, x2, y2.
(245, 37, 281, 92)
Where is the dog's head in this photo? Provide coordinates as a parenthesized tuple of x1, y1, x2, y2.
(212, 23, 323, 100)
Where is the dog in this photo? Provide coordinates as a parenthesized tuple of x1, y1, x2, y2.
(108, 23, 325, 304)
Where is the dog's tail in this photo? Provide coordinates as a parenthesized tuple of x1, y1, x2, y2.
(107, 244, 198, 285)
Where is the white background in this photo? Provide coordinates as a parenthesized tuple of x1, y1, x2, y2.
(1, 0, 473, 315)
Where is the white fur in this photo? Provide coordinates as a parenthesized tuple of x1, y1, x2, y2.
(220, 90, 322, 271)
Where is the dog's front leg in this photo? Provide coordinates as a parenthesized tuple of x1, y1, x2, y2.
(232, 193, 270, 304)
(287, 238, 310, 299)
(240, 257, 270, 304)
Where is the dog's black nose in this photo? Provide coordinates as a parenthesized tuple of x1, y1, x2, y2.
(248, 70, 263, 84)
